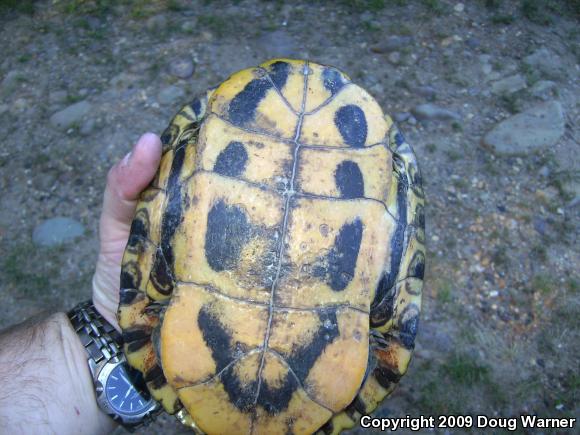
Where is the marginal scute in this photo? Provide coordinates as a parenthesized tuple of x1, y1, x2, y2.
(119, 58, 424, 434)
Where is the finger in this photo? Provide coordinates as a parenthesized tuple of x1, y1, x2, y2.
(101, 133, 162, 228)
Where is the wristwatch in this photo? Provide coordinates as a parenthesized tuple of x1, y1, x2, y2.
(67, 301, 161, 430)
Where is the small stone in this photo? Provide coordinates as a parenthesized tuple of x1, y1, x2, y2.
(169, 57, 195, 79)
(393, 112, 410, 123)
(555, 404, 564, 411)
(146, 14, 167, 31)
(33, 217, 85, 247)
(181, 21, 195, 33)
(370, 35, 413, 53)
(489, 290, 499, 298)
(158, 85, 185, 105)
(412, 85, 437, 99)
(491, 74, 527, 95)
(80, 118, 96, 136)
(482, 101, 565, 155)
(530, 80, 557, 99)
(49, 100, 92, 130)
(532, 216, 548, 236)
(454, 3, 465, 12)
(387, 51, 401, 65)
(1, 70, 22, 94)
(538, 165, 550, 177)
(441, 36, 455, 47)
(482, 63, 493, 75)
(466, 37, 480, 49)
(411, 104, 461, 122)
(524, 47, 564, 79)
(49, 90, 68, 105)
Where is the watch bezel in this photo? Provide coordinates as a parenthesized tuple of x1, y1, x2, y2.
(93, 354, 161, 427)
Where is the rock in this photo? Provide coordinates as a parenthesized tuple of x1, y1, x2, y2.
(412, 85, 437, 99)
(257, 30, 297, 58)
(524, 47, 564, 79)
(454, 3, 465, 12)
(158, 85, 185, 105)
(80, 118, 96, 136)
(538, 165, 550, 177)
(49, 100, 92, 130)
(491, 74, 527, 95)
(532, 216, 548, 236)
(466, 37, 480, 49)
(146, 14, 167, 31)
(181, 21, 195, 33)
(393, 112, 410, 123)
(109, 72, 138, 89)
(33, 217, 85, 247)
(169, 57, 195, 79)
(48, 90, 68, 105)
(482, 101, 565, 155)
(370, 35, 413, 53)
(530, 80, 557, 99)
(387, 51, 401, 65)
(481, 63, 493, 75)
(1, 70, 22, 94)
(411, 104, 461, 122)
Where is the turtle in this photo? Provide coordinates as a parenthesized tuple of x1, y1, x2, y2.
(118, 58, 425, 435)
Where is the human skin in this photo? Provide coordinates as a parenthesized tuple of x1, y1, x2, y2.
(0, 133, 162, 435)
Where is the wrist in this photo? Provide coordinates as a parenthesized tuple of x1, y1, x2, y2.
(0, 312, 116, 435)
(56, 312, 118, 434)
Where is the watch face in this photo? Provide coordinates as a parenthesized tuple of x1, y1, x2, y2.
(105, 363, 154, 415)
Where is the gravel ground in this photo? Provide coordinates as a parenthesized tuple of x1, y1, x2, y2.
(0, 0, 578, 433)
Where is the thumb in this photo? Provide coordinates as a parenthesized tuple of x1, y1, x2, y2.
(100, 132, 162, 240)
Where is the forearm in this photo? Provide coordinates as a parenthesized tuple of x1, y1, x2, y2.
(0, 312, 115, 435)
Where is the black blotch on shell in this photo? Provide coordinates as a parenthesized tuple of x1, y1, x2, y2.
(322, 67, 347, 95)
(335, 160, 364, 199)
(213, 141, 248, 177)
(334, 104, 367, 148)
(205, 200, 252, 272)
(228, 61, 290, 126)
(313, 219, 363, 291)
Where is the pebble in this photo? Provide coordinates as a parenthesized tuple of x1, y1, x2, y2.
(387, 51, 401, 65)
(482, 101, 565, 155)
(146, 14, 167, 32)
(169, 57, 195, 79)
(158, 85, 185, 105)
(370, 35, 413, 53)
(412, 85, 437, 99)
(49, 100, 92, 130)
(80, 118, 96, 136)
(1, 70, 22, 94)
(33, 217, 85, 247)
(489, 290, 499, 298)
(48, 90, 68, 105)
(465, 37, 480, 49)
(454, 3, 465, 12)
(393, 112, 410, 123)
(530, 80, 557, 99)
(490, 74, 527, 95)
(524, 47, 564, 79)
(411, 103, 461, 122)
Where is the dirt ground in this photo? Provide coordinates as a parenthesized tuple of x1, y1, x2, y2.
(0, 0, 578, 433)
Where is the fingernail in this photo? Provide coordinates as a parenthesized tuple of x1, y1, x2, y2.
(121, 151, 132, 167)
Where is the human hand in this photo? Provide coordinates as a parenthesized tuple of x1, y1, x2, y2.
(92, 133, 162, 329)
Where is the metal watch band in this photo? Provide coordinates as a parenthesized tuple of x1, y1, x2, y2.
(67, 301, 122, 368)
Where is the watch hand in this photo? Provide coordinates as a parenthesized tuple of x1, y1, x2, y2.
(124, 384, 135, 399)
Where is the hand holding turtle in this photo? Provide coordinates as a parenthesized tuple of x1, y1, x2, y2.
(92, 133, 162, 329)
